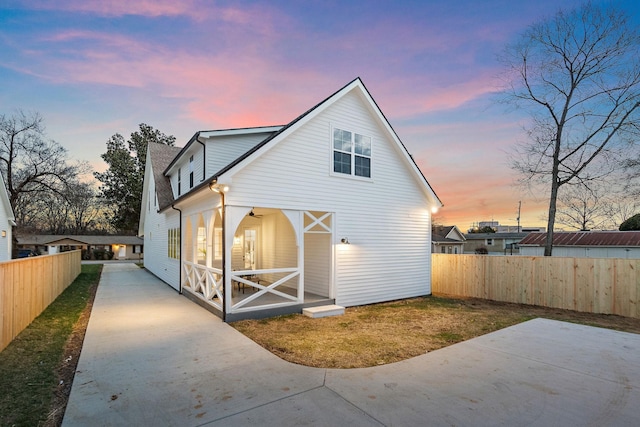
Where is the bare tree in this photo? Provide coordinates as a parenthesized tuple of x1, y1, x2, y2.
(16, 179, 112, 234)
(0, 110, 86, 231)
(501, 3, 640, 255)
(555, 184, 607, 231)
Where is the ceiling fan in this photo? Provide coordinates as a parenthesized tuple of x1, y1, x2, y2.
(248, 208, 263, 218)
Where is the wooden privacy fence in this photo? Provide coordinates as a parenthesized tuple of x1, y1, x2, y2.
(431, 254, 640, 319)
(0, 250, 82, 352)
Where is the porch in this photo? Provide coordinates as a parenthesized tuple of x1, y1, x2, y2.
(181, 206, 335, 321)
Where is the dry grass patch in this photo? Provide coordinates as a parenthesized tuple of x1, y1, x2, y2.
(231, 295, 640, 369)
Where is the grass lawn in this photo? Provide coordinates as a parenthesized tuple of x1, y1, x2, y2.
(231, 295, 640, 369)
(0, 264, 102, 427)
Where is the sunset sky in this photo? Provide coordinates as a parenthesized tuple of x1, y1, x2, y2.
(2, 0, 638, 231)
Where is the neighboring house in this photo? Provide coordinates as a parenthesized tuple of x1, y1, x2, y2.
(432, 225, 465, 254)
(464, 232, 529, 255)
(0, 174, 16, 261)
(16, 235, 144, 260)
(139, 77, 443, 321)
(519, 231, 640, 258)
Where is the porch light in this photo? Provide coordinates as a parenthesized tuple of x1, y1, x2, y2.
(431, 206, 439, 214)
(1, 230, 5, 238)
(341, 237, 350, 244)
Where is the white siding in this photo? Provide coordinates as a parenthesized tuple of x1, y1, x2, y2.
(304, 233, 331, 296)
(0, 175, 13, 261)
(0, 201, 11, 261)
(206, 133, 273, 176)
(169, 145, 205, 197)
(224, 90, 433, 307)
(142, 161, 180, 289)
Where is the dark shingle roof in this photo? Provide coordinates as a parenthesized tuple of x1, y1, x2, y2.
(519, 231, 640, 247)
(149, 143, 182, 211)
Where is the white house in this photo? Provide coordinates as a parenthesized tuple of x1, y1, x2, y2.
(0, 173, 16, 261)
(139, 78, 442, 321)
(519, 231, 640, 258)
(432, 225, 466, 254)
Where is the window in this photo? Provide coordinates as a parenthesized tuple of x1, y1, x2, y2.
(168, 228, 180, 259)
(189, 156, 194, 188)
(133, 245, 143, 254)
(214, 228, 222, 260)
(333, 128, 371, 178)
(197, 226, 206, 263)
(177, 168, 182, 195)
(486, 238, 493, 246)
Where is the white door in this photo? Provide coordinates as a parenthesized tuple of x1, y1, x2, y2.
(118, 245, 126, 259)
(244, 229, 257, 270)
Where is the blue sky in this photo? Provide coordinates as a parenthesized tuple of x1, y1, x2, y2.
(1, 0, 638, 230)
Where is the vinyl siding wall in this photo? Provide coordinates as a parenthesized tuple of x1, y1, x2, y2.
(143, 164, 181, 289)
(304, 233, 331, 296)
(205, 133, 275, 176)
(170, 146, 205, 197)
(0, 202, 11, 261)
(224, 90, 432, 307)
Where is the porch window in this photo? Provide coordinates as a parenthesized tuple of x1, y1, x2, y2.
(332, 128, 371, 178)
(214, 228, 222, 260)
(168, 228, 180, 259)
(197, 226, 206, 262)
(177, 168, 182, 195)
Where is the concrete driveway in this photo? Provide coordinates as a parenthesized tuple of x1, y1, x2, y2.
(63, 264, 640, 426)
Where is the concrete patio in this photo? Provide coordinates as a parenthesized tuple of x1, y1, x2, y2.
(63, 263, 640, 426)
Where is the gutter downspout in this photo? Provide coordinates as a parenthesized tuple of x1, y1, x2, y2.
(196, 133, 206, 182)
(171, 205, 183, 294)
(219, 190, 227, 322)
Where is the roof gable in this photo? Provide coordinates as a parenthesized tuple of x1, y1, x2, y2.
(151, 78, 443, 211)
(212, 78, 442, 207)
(164, 126, 283, 176)
(433, 225, 466, 242)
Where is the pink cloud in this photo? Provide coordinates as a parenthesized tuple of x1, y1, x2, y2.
(20, 0, 204, 19)
(19, 0, 282, 27)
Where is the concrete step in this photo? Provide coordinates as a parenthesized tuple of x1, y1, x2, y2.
(302, 304, 345, 319)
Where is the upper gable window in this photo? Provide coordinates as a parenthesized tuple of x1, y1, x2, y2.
(177, 168, 182, 196)
(333, 128, 371, 178)
(189, 156, 194, 188)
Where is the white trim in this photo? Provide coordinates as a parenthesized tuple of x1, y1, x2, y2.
(199, 126, 284, 139)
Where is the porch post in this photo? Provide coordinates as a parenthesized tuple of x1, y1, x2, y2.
(220, 194, 227, 321)
(282, 210, 303, 303)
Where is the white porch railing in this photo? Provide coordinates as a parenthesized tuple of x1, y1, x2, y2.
(182, 263, 301, 315)
(183, 261, 223, 310)
(230, 268, 300, 313)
